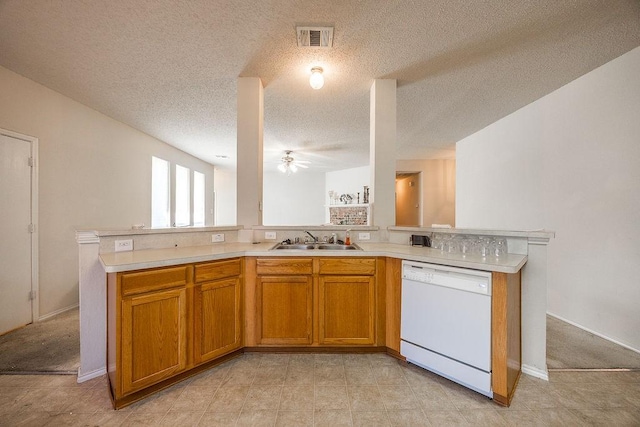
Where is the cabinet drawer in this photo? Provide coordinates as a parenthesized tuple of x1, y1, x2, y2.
(195, 258, 241, 283)
(318, 258, 376, 275)
(121, 266, 188, 296)
(256, 258, 313, 275)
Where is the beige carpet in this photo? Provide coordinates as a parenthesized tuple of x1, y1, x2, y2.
(547, 315, 640, 369)
(0, 307, 79, 374)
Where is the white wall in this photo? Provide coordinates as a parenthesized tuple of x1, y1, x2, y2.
(213, 167, 237, 226)
(263, 171, 326, 225)
(396, 159, 456, 227)
(0, 66, 216, 317)
(456, 47, 640, 351)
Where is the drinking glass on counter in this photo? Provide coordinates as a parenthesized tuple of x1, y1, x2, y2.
(445, 236, 458, 253)
(477, 237, 490, 257)
(431, 233, 444, 251)
(494, 237, 507, 257)
(459, 238, 473, 256)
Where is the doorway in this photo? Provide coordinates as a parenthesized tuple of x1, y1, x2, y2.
(0, 129, 38, 335)
(395, 172, 421, 227)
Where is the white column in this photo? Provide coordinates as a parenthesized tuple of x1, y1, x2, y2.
(370, 79, 397, 234)
(236, 77, 264, 228)
(76, 231, 107, 383)
(521, 238, 550, 380)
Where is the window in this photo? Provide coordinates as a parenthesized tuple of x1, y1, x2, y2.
(175, 165, 190, 227)
(193, 171, 205, 226)
(151, 157, 207, 227)
(151, 157, 170, 228)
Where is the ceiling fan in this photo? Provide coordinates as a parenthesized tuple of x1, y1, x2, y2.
(277, 150, 310, 175)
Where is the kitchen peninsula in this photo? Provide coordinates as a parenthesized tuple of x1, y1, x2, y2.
(77, 226, 553, 409)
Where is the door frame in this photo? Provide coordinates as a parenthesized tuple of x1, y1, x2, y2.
(395, 171, 423, 227)
(1, 128, 39, 322)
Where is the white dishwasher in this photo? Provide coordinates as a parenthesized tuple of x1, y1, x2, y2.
(401, 260, 493, 398)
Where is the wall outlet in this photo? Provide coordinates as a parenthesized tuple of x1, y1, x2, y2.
(115, 239, 133, 252)
(264, 231, 277, 240)
(358, 232, 371, 241)
(212, 233, 225, 242)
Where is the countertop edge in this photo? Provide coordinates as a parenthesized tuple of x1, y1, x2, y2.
(389, 226, 555, 239)
(100, 243, 527, 274)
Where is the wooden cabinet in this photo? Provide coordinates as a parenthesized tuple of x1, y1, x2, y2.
(384, 257, 402, 356)
(319, 275, 375, 345)
(255, 258, 313, 345)
(491, 271, 522, 407)
(318, 258, 376, 276)
(111, 266, 190, 398)
(121, 286, 187, 395)
(107, 259, 243, 409)
(248, 257, 381, 348)
(106, 252, 521, 409)
(193, 259, 242, 364)
(318, 258, 377, 345)
(257, 275, 313, 345)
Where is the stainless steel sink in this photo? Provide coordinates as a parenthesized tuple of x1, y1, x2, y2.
(271, 244, 316, 250)
(270, 243, 361, 251)
(317, 244, 360, 250)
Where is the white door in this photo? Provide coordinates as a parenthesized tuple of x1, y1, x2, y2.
(0, 133, 33, 334)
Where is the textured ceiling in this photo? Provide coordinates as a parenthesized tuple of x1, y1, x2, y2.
(1, 1, 639, 171)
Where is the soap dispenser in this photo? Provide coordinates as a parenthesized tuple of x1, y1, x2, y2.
(345, 229, 351, 245)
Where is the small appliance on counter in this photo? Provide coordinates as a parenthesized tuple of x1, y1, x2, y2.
(410, 234, 431, 247)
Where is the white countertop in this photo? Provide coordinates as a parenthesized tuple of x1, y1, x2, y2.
(100, 242, 527, 274)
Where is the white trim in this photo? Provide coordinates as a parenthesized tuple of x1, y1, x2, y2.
(38, 303, 78, 322)
(88, 225, 242, 237)
(388, 226, 555, 240)
(0, 128, 39, 324)
(527, 237, 552, 246)
(77, 367, 107, 383)
(547, 312, 640, 355)
(522, 364, 549, 381)
(75, 230, 100, 244)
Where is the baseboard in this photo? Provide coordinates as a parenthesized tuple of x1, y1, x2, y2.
(547, 312, 640, 355)
(77, 367, 106, 383)
(38, 304, 78, 322)
(243, 346, 387, 353)
(521, 364, 549, 381)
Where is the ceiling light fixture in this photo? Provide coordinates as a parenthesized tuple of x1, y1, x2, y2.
(278, 150, 309, 175)
(278, 162, 298, 175)
(278, 151, 298, 175)
(309, 66, 324, 90)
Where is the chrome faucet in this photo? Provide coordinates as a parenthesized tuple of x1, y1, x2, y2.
(304, 230, 318, 243)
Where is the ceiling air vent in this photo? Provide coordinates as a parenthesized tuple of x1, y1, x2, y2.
(296, 26, 333, 48)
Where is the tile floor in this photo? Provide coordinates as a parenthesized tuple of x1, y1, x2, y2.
(1, 352, 639, 426)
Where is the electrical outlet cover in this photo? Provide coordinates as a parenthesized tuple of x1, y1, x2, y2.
(358, 232, 371, 240)
(115, 239, 133, 252)
(265, 231, 277, 240)
(212, 233, 225, 242)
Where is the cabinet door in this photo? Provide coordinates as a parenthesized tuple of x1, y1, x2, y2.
(121, 287, 187, 395)
(319, 276, 375, 345)
(257, 276, 313, 345)
(194, 277, 242, 364)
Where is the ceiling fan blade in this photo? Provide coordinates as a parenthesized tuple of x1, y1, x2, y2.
(295, 163, 309, 168)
